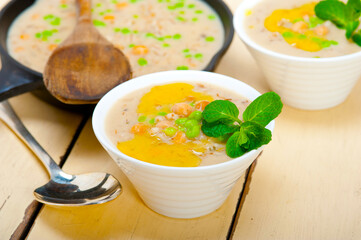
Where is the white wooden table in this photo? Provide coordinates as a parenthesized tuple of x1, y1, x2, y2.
(1, 0, 361, 239)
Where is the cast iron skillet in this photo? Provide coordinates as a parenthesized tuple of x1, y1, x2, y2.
(0, 0, 234, 109)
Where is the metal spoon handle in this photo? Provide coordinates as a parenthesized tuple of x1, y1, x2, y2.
(0, 100, 64, 179)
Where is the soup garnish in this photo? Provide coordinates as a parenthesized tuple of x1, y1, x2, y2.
(315, 0, 361, 46)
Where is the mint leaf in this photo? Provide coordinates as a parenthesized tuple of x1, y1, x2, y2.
(347, 0, 361, 14)
(240, 121, 272, 150)
(352, 29, 361, 46)
(226, 131, 246, 158)
(346, 21, 360, 38)
(201, 120, 239, 138)
(202, 100, 240, 123)
(315, 0, 348, 28)
(315, 0, 361, 39)
(243, 92, 283, 127)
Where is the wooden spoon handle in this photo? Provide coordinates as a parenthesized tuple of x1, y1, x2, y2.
(77, 0, 92, 23)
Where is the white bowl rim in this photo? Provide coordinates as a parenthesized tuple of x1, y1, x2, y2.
(233, 0, 361, 63)
(92, 70, 275, 172)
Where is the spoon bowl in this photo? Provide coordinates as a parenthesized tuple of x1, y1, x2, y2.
(0, 100, 122, 206)
(34, 172, 121, 206)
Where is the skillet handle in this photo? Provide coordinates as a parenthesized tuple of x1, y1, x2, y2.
(0, 54, 43, 102)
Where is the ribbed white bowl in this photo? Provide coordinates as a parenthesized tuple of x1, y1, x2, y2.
(92, 71, 275, 218)
(233, 0, 361, 110)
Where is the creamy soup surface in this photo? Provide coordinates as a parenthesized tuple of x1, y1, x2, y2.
(7, 0, 224, 76)
(244, 0, 361, 58)
(105, 82, 250, 167)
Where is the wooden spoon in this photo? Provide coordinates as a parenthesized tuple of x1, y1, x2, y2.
(43, 0, 132, 104)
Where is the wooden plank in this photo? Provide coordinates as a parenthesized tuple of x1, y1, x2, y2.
(27, 118, 248, 240)
(232, 80, 361, 239)
(0, 93, 84, 239)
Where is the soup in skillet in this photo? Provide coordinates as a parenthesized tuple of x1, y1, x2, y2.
(7, 0, 224, 76)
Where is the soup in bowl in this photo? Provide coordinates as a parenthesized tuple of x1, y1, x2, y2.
(92, 71, 275, 218)
(233, 0, 361, 110)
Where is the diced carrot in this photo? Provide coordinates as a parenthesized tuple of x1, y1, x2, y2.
(195, 100, 210, 111)
(186, 58, 197, 67)
(31, 14, 39, 20)
(60, 0, 67, 4)
(132, 45, 149, 55)
(171, 103, 193, 117)
(48, 44, 58, 51)
(151, 12, 156, 17)
(116, 2, 128, 9)
(173, 131, 186, 144)
(131, 123, 149, 135)
(185, 96, 196, 101)
(14, 47, 24, 52)
(20, 34, 29, 40)
(103, 15, 115, 20)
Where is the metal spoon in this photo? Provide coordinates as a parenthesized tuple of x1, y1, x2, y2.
(0, 101, 121, 206)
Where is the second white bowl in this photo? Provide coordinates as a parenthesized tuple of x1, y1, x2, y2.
(233, 0, 361, 110)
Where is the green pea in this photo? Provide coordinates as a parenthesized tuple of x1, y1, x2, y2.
(183, 49, 190, 53)
(188, 111, 202, 121)
(205, 36, 214, 42)
(121, 28, 131, 34)
(184, 119, 198, 128)
(195, 53, 203, 59)
(176, 16, 186, 21)
(173, 34, 182, 39)
(186, 125, 200, 139)
(176, 66, 189, 70)
(138, 116, 147, 122)
(138, 58, 147, 66)
(93, 19, 106, 27)
(43, 14, 54, 20)
(175, 118, 187, 126)
(164, 127, 177, 137)
(157, 111, 167, 116)
(162, 43, 170, 47)
(149, 118, 155, 125)
(282, 31, 294, 38)
(178, 126, 186, 132)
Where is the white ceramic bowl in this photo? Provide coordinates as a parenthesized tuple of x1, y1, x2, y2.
(233, 0, 361, 110)
(92, 70, 275, 218)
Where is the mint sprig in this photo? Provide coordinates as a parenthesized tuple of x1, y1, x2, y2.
(315, 0, 361, 45)
(201, 92, 283, 158)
